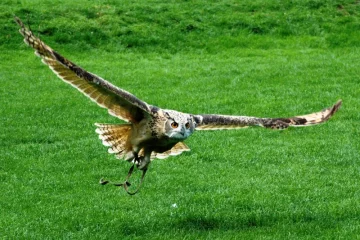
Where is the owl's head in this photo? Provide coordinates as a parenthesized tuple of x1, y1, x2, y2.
(163, 110, 195, 140)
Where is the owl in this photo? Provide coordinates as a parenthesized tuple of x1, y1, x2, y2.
(15, 17, 342, 194)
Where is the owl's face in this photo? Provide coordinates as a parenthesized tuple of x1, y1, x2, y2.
(164, 110, 195, 140)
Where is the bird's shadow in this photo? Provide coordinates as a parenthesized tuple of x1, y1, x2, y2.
(174, 215, 267, 231)
(172, 207, 276, 232)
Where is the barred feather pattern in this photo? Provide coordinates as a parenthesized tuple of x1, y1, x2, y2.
(15, 16, 342, 170)
(15, 16, 151, 123)
(95, 123, 190, 161)
(194, 100, 342, 130)
(95, 123, 134, 161)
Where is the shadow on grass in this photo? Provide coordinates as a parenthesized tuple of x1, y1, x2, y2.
(104, 215, 270, 238)
(169, 201, 279, 231)
(171, 208, 342, 233)
(174, 214, 273, 232)
(86, 202, 345, 238)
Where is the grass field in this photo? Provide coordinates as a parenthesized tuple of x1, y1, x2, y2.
(1, 0, 360, 239)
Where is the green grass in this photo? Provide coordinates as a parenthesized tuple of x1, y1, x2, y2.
(1, 0, 359, 239)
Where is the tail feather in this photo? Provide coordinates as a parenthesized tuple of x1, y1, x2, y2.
(95, 123, 134, 160)
(95, 123, 190, 161)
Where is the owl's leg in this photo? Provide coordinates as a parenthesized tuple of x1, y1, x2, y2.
(135, 153, 151, 170)
(99, 164, 148, 195)
(100, 153, 150, 195)
(121, 164, 148, 195)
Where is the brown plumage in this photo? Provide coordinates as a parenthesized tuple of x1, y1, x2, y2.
(15, 16, 342, 194)
(194, 100, 342, 130)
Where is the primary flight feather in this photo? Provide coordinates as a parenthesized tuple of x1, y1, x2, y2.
(15, 17, 342, 194)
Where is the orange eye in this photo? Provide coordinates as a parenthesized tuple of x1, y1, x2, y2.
(185, 122, 190, 129)
(171, 122, 178, 128)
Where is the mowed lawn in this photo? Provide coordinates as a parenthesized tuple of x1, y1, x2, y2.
(1, 1, 360, 239)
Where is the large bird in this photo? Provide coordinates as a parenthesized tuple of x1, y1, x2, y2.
(15, 17, 342, 194)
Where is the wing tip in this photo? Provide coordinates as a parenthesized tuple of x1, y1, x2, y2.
(324, 99, 342, 121)
(14, 16, 23, 28)
(332, 99, 342, 113)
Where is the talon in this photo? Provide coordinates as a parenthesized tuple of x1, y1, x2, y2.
(100, 178, 109, 185)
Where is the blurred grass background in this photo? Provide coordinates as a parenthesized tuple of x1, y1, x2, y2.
(1, 0, 359, 239)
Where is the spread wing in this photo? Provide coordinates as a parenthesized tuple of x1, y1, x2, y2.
(15, 16, 152, 123)
(193, 100, 342, 130)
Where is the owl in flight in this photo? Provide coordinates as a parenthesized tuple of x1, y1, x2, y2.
(15, 17, 342, 194)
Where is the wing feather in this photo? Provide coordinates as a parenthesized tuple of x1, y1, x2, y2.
(15, 17, 152, 123)
(194, 100, 342, 130)
(138, 142, 191, 160)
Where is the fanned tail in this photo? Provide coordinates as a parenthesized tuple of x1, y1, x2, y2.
(95, 123, 191, 161)
(95, 123, 134, 161)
